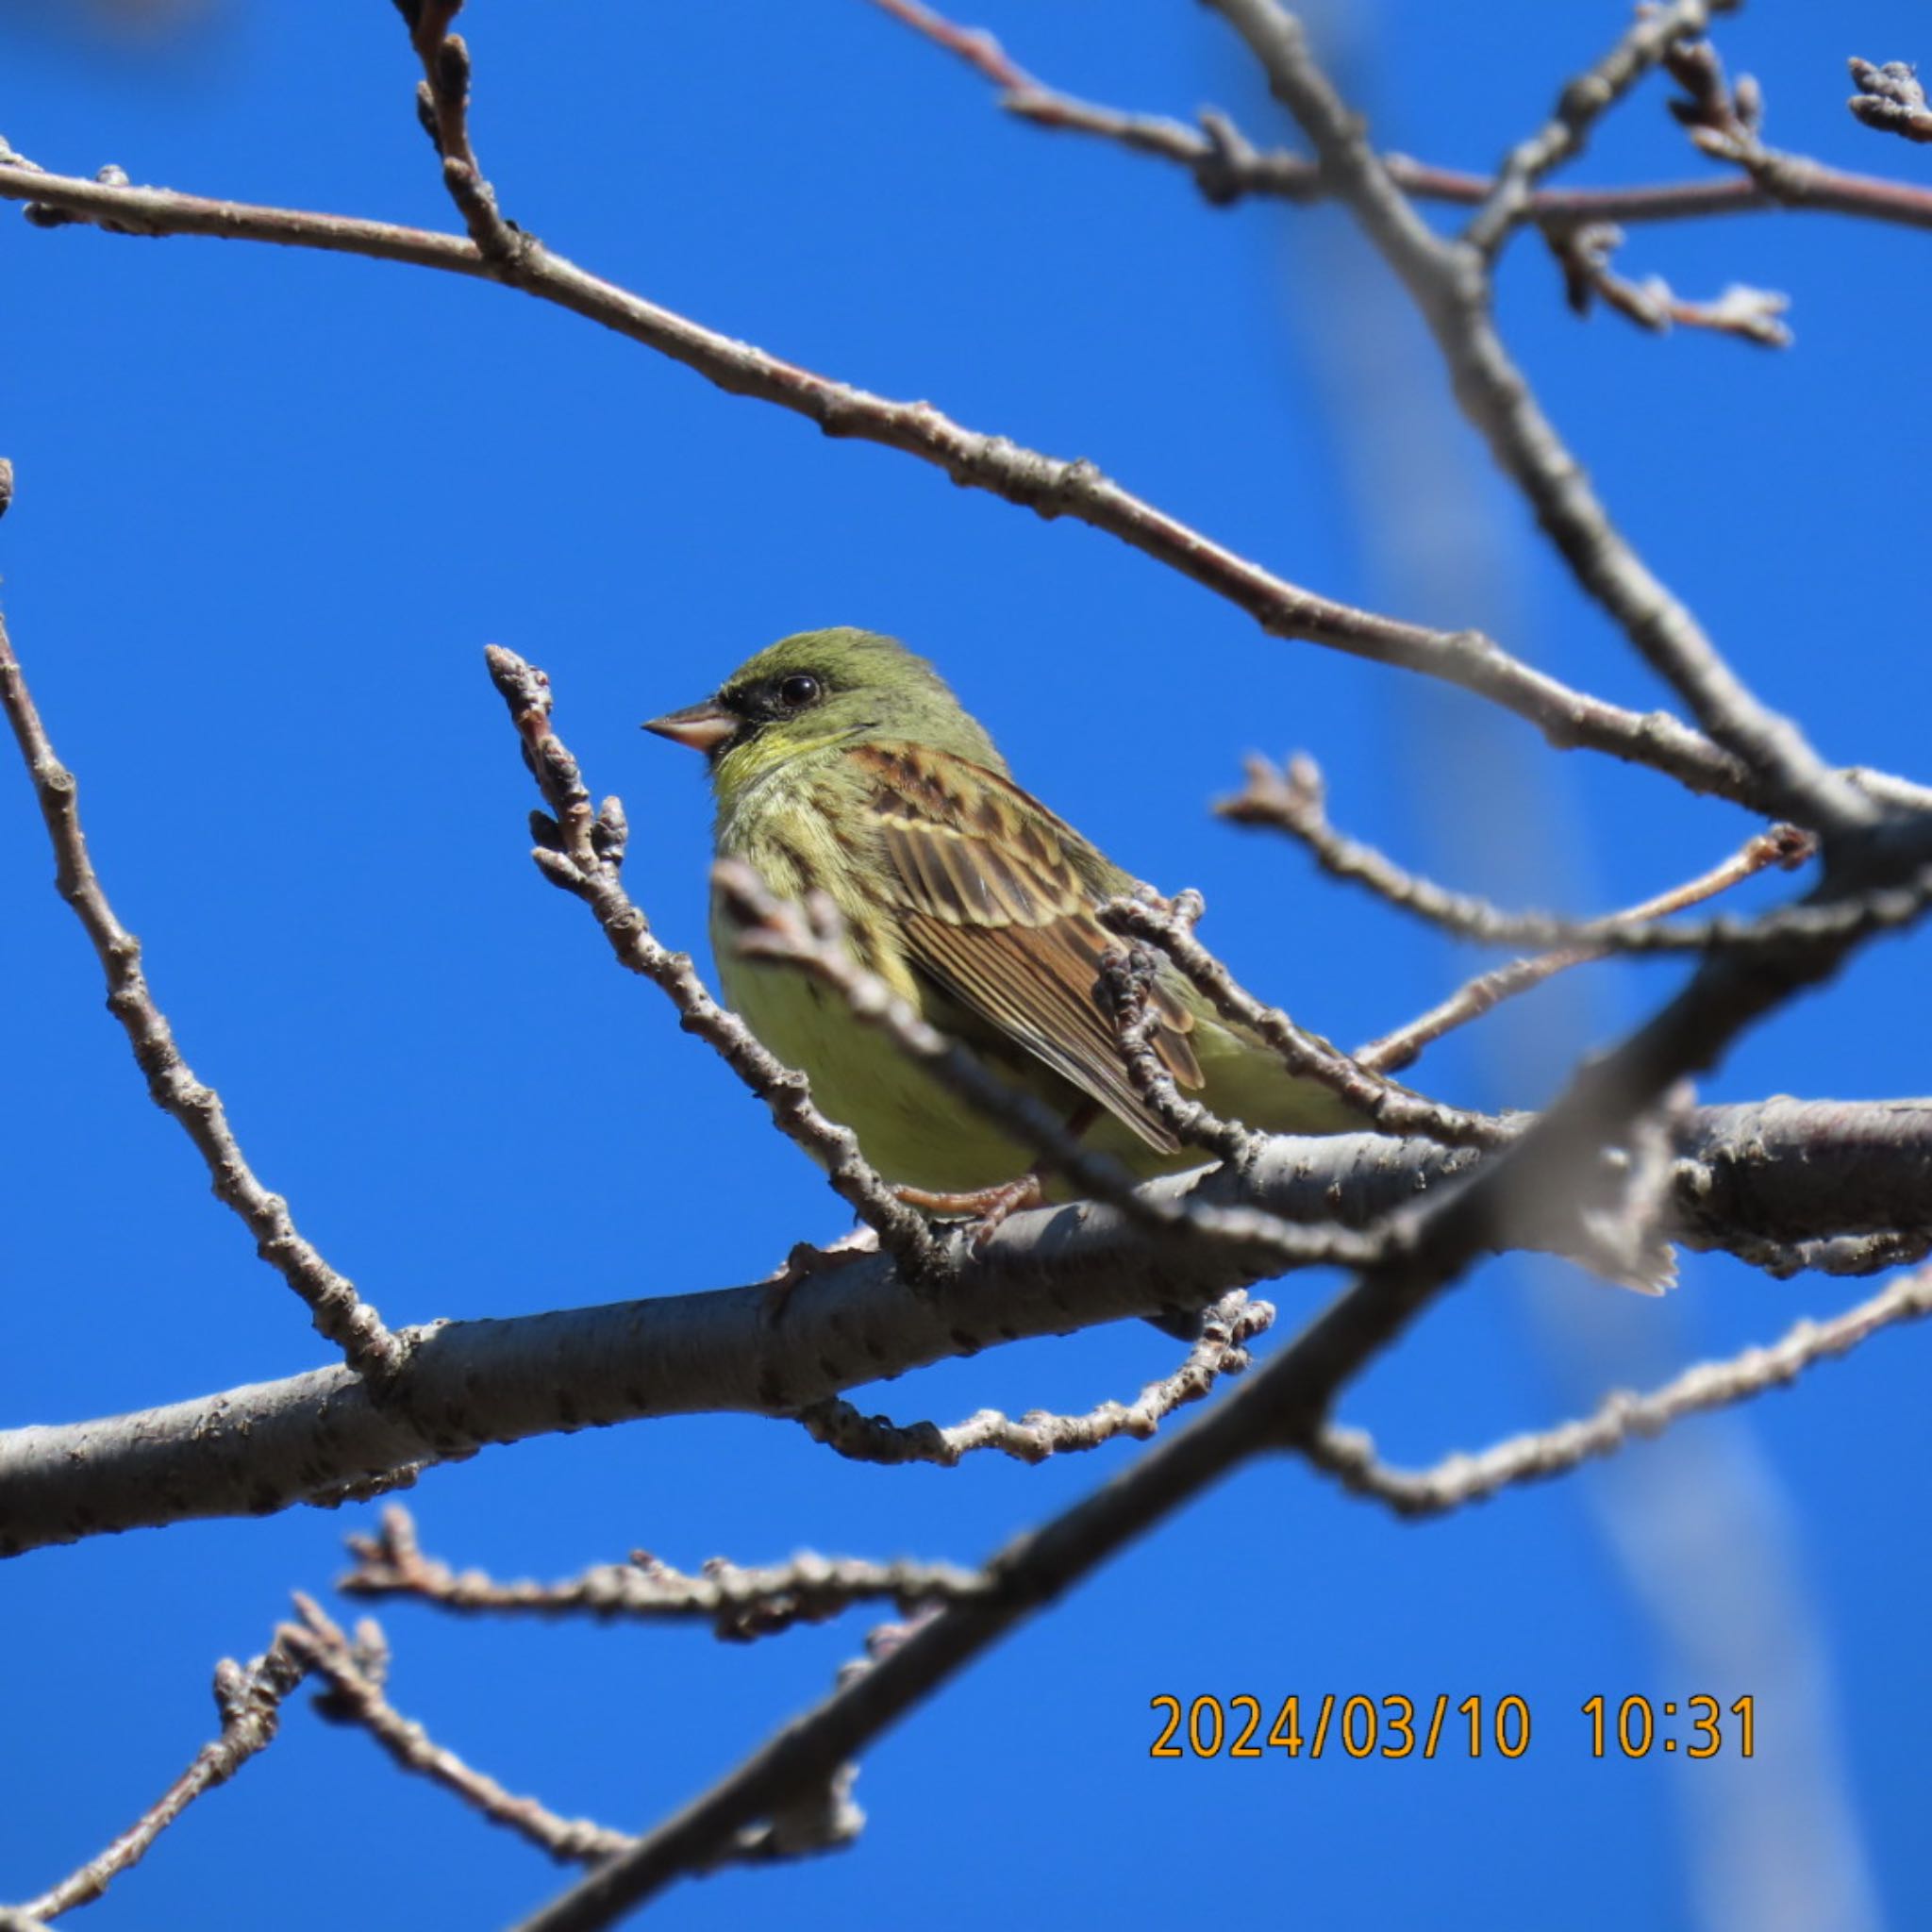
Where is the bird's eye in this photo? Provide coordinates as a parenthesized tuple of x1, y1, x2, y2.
(777, 674, 822, 708)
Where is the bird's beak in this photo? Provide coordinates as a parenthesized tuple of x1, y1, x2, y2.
(642, 698, 738, 755)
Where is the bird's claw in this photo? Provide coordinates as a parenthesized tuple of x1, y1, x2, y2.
(891, 1175, 1046, 1253)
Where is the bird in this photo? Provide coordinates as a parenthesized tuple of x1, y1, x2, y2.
(643, 627, 1383, 1232)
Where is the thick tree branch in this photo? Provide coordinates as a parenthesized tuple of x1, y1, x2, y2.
(5, 1099, 1927, 1556)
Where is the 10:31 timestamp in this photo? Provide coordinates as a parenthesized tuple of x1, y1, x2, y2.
(1145, 1692, 1757, 1759)
(1582, 1695, 1754, 1758)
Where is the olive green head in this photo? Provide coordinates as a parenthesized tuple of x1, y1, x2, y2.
(644, 627, 1004, 797)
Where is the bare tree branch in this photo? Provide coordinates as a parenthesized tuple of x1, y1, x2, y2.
(798, 1291, 1274, 1466)
(5, 7, 1932, 1924)
(1220, 753, 1932, 965)
(397, 0, 523, 259)
(1308, 1259, 1932, 1516)
(1720, 1228, 1932, 1279)
(1670, 1098, 1932, 1257)
(1244, 777, 1932, 958)
(284, 1595, 636, 1865)
(4, 1097, 1924, 1556)
(0, 607, 405, 1382)
(1099, 892, 1516, 1148)
(866, 0, 1932, 233)
(1463, 0, 1734, 255)
(339, 1506, 988, 1638)
(1357, 824, 1813, 1074)
(8, 1632, 310, 1923)
(1547, 221, 1792, 346)
(1101, 941, 1264, 1166)
(1661, 34, 1912, 300)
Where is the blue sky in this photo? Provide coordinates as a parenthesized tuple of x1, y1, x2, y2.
(4, 3, 1930, 1927)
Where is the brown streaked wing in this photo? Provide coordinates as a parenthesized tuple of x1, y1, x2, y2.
(847, 741, 1201, 1152)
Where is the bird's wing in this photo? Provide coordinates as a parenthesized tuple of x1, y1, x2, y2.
(846, 740, 1201, 1153)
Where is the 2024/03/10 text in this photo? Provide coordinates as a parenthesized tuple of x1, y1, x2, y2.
(1148, 1693, 1756, 1760)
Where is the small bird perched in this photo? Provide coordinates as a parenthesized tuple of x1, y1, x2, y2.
(645, 628, 1378, 1220)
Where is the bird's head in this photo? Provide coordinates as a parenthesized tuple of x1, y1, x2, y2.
(644, 627, 1003, 798)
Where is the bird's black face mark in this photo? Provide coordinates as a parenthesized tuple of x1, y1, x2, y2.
(723, 670, 831, 733)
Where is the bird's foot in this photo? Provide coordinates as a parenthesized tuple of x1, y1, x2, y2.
(892, 1175, 1045, 1252)
(759, 1225, 879, 1328)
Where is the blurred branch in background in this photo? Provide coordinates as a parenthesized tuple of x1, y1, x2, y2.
(0, 0, 221, 53)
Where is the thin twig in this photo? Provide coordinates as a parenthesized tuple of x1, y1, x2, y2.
(1097, 892, 1513, 1148)
(10, 1633, 311, 1923)
(872, 0, 1932, 824)
(1547, 221, 1791, 347)
(299, 1588, 864, 1872)
(283, 1595, 636, 1864)
(1463, 0, 1731, 255)
(1664, 38, 1792, 202)
(864, 0, 1932, 233)
(1308, 1260, 1932, 1516)
(1226, 753, 1825, 954)
(798, 1291, 1274, 1466)
(396, 0, 524, 259)
(482, 647, 945, 1278)
(1357, 824, 1814, 1074)
(340, 1506, 989, 1639)
(1099, 941, 1262, 1166)
(0, 607, 406, 1381)
(1234, 754, 1930, 957)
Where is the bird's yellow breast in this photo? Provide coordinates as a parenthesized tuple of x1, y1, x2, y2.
(712, 899, 1046, 1194)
